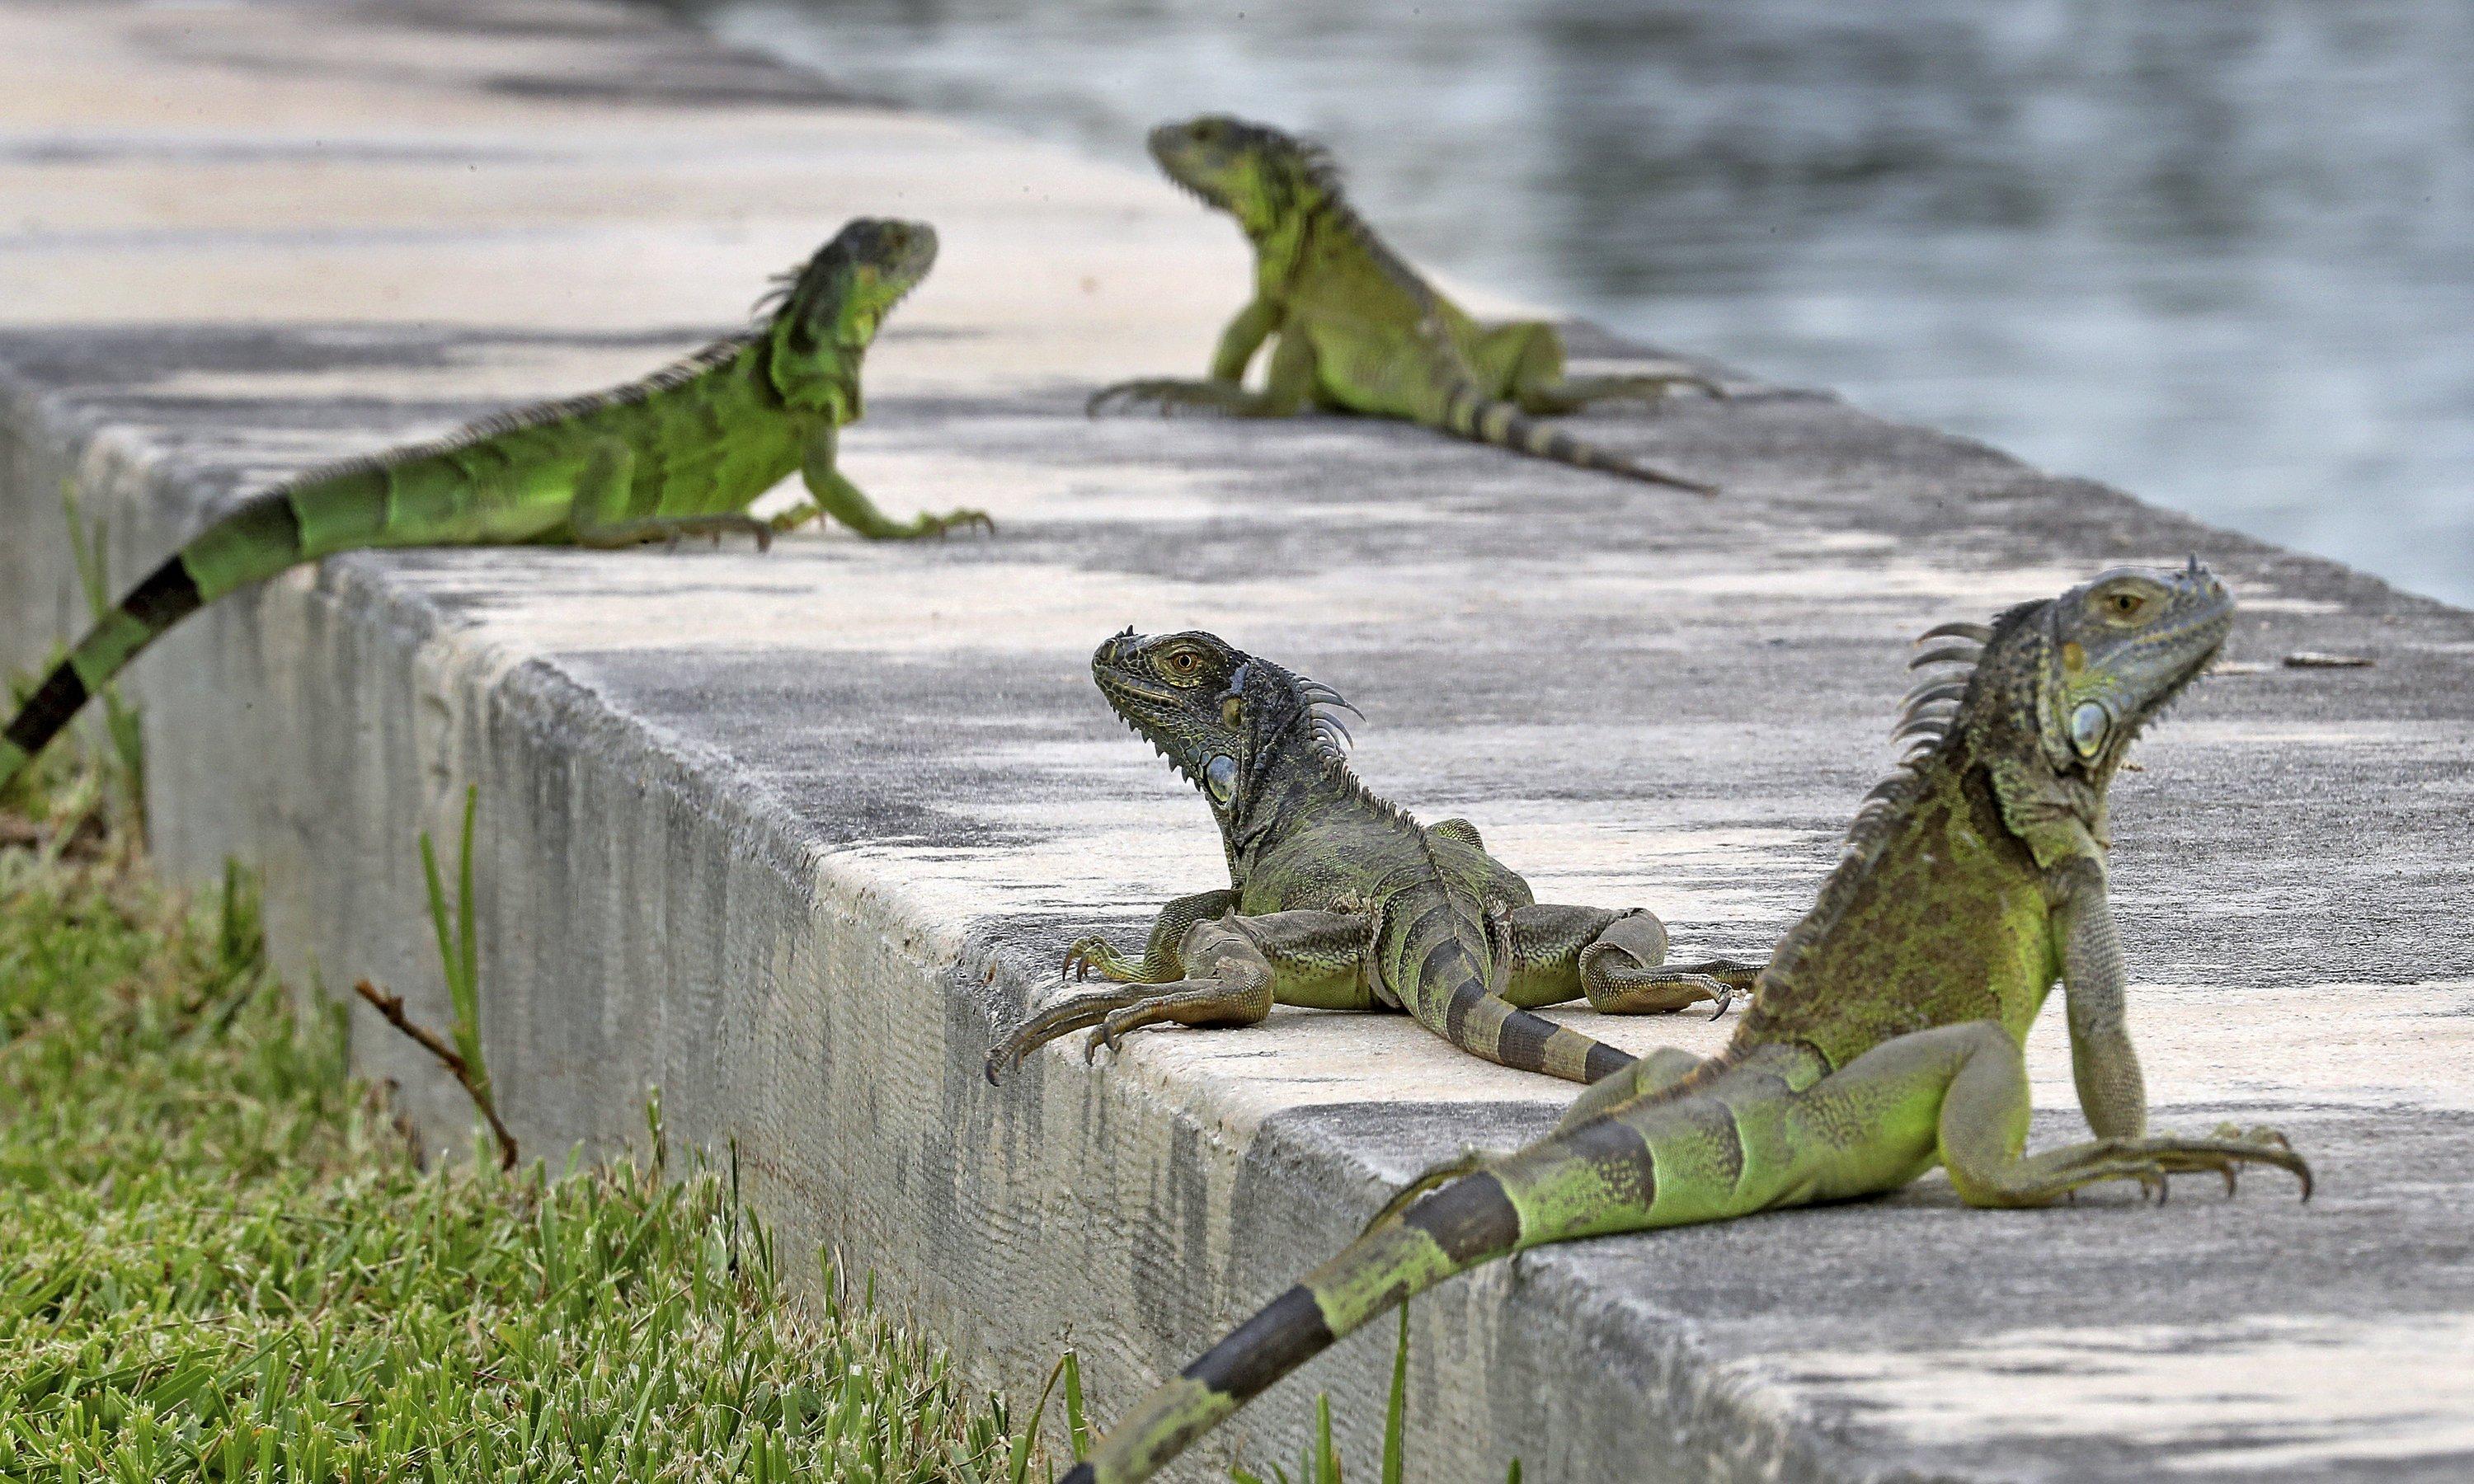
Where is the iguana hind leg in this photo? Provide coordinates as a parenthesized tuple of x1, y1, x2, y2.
(1366, 1042, 1705, 1236)
(1475, 320, 1726, 413)
(568, 437, 773, 551)
(1089, 329, 1316, 418)
(1554, 1044, 1705, 1135)
(1799, 1021, 2312, 1209)
(1505, 904, 1754, 1017)
(988, 909, 1366, 1081)
(575, 514, 775, 551)
(1517, 372, 1728, 416)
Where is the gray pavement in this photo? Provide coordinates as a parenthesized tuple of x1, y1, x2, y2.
(2, 3, 2470, 1480)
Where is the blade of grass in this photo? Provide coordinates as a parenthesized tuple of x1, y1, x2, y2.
(1380, 1308, 1408, 1484)
(1062, 1350, 1089, 1461)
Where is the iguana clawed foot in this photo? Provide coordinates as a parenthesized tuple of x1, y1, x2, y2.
(1087, 378, 1267, 418)
(1061, 936, 1144, 983)
(1519, 372, 1729, 416)
(1081, 976, 1267, 1061)
(579, 514, 775, 552)
(986, 919, 1276, 1084)
(769, 500, 992, 541)
(915, 506, 997, 538)
(2008, 1129, 2312, 1206)
(1578, 910, 1758, 1019)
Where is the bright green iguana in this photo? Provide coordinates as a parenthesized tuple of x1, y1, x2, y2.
(1053, 562, 2313, 1484)
(1091, 115, 1724, 494)
(0, 218, 987, 792)
(984, 629, 1761, 1087)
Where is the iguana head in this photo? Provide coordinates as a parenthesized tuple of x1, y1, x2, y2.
(759, 218, 938, 403)
(2010, 559, 2232, 776)
(1147, 116, 1335, 238)
(1888, 560, 2233, 859)
(1090, 628, 1355, 825)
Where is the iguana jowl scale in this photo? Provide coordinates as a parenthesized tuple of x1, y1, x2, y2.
(985, 630, 1760, 1086)
(0, 218, 988, 791)
(1053, 562, 2312, 1484)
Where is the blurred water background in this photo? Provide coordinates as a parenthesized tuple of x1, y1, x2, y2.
(684, 0, 2472, 604)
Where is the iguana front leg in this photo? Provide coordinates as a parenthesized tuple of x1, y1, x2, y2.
(1088, 329, 1317, 417)
(1209, 294, 1282, 383)
(1059, 887, 1238, 985)
(569, 438, 774, 551)
(1503, 904, 1760, 1017)
(2051, 857, 2147, 1139)
(771, 423, 993, 541)
(985, 909, 1369, 1082)
(1475, 320, 1726, 414)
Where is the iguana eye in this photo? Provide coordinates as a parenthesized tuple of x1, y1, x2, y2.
(2098, 588, 2152, 622)
(1162, 649, 1202, 678)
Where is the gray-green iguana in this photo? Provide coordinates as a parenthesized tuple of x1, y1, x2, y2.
(984, 629, 1761, 1087)
(1052, 562, 2313, 1484)
(1090, 115, 1723, 493)
(0, 218, 986, 792)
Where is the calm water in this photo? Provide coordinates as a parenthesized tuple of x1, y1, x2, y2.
(689, 0, 2474, 604)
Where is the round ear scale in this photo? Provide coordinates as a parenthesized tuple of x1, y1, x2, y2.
(1205, 754, 1238, 804)
(2070, 702, 2110, 758)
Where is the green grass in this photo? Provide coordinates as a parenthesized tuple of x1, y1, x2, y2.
(0, 733, 1509, 1482)
(0, 764, 1035, 1481)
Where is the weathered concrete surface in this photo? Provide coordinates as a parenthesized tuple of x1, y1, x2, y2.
(4, 2, 2471, 1480)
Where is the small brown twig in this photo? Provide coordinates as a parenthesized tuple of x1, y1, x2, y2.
(353, 978, 518, 1172)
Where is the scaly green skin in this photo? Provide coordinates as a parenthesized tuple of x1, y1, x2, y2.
(1059, 563, 2315, 1484)
(984, 630, 1760, 1087)
(0, 218, 988, 792)
(1091, 116, 1724, 494)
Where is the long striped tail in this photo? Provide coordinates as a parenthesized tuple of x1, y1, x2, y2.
(1061, 1108, 1686, 1484)
(1436, 383, 1717, 495)
(1384, 885, 1636, 1085)
(1, 490, 320, 790)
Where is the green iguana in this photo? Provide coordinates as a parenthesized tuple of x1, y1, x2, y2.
(984, 629, 1761, 1087)
(0, 218, 987, 792)
(1090, 115, 1724, 494)
(1053, 562, 2312, 1484)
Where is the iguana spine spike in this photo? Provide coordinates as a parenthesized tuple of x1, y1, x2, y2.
(1908, 642, 1985, 670)
(1901, 677, 1972, 712)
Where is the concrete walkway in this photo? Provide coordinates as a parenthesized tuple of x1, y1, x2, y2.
(3, 2, 2469, 1479)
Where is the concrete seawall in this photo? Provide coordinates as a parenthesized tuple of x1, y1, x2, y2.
(5, 3, 2471, 1479)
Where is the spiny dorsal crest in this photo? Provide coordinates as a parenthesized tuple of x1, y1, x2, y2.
(1840, 613, 2001, 852)
(1228, 657, 1359, 769)
(266, 334, 754, 498)
(1228, 655, 1413, 829)
(1238, 120, 1429, 306)
(749, 266, 802, 325)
